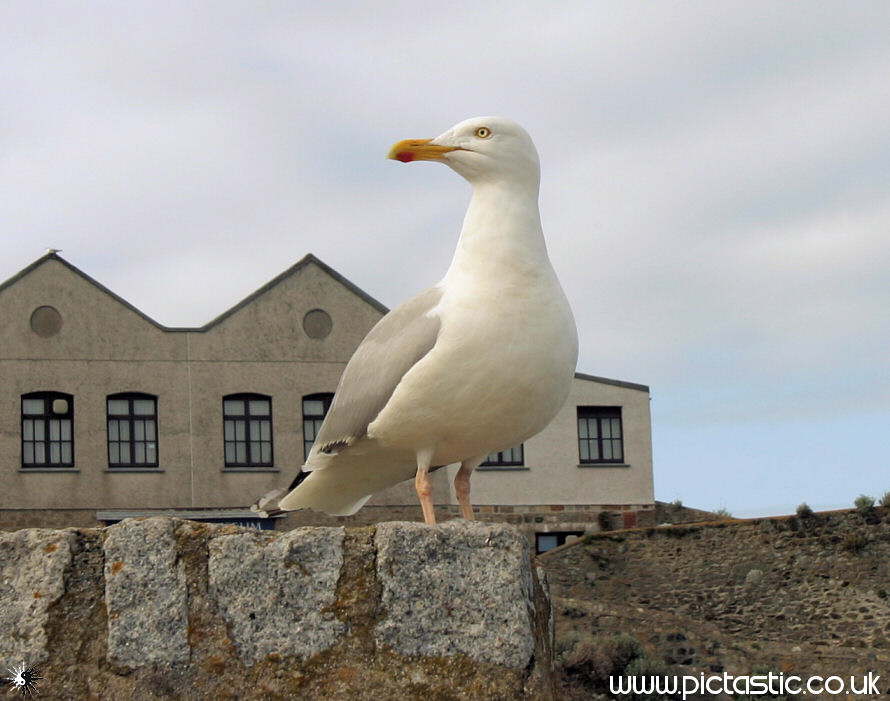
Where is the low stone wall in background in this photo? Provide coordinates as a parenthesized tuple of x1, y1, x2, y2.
(0, 519, 555, 700)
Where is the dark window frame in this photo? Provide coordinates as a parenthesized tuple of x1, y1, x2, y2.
(577, 406, 624, 464)
(481, 444, 525, 467)
(107, 392, 159, 468)
(21, 391, 74, 468)
(302, 393, 334, 460)
(223, 393, 274, 467)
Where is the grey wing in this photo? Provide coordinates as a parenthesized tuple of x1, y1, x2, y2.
(309, 286, 442, 458)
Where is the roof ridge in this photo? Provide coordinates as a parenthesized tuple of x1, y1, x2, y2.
(0, 251, 389, 332)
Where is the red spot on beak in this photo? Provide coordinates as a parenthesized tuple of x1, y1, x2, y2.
(395, 152, 414, 163)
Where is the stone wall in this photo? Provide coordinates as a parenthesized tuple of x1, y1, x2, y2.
(0, 518, 555, 700)
(540, 508, 890, 695)
(1, 502, 657, 545)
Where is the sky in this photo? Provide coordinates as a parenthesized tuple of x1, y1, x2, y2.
(2, 1, 888, 517)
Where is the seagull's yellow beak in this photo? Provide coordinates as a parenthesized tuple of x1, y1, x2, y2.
(387, 139, 460, 163)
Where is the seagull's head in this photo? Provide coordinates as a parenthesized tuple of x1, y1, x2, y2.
(388, 116, 540, 190)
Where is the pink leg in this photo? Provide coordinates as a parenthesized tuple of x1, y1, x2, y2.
(415, 448, 437, 525)
(454, 456, 484, 520)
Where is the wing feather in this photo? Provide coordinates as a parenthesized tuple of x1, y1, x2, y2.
(308, 286, 441, 460)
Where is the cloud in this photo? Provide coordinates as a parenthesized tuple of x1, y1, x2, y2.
(2, 0, 889, 513)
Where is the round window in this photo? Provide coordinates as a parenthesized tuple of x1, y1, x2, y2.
(302, 309, 332, 339)
(30, 306, 63, 337)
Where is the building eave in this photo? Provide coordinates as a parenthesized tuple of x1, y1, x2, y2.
(574, 372, 649, 393)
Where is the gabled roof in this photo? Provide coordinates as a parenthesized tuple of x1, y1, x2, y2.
(0, 252, 389, 332)
(574, 372, 649, 393)
(2, 252, 649, 391)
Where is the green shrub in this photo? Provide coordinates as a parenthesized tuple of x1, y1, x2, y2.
(880, 492, 890, 508)
(796, 502, 813, 519)
(622, 657, 678, 700)
(842, 532, 868, 554)
(854, 494, 875, 513)
(713, 508, 732, 519)
(559, 632, 645, 694)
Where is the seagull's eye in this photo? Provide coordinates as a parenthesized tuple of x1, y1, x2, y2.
(474, 127, 492, 139)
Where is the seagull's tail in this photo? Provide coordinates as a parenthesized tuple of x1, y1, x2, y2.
(251, 451, 419, 517)
(249, 470, 371, 517)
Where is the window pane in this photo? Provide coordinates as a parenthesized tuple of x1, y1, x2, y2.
(612, 440, 623, 461)
(579, 441, 589, 461)
(109, 421, 119, 440)
(135, 421, 145, 441)
(248, 399, 270, 416)
(61, 442, 72, 463)
(224, 420, 234, 441)
(119, 422, 130, 440)
(60, 420, 71, 440)
(225, 444, 235, 463)
(235, 421, 245, 441)
(50, 443, 61, 463)
(34, 421, 45, 440)
(260, 443, 271, 463)
(24, 443, 34, 464)
(22, 399, 44, 414)
(108, 399, 129, 414)
(537, 535, 558, 552)
(23, 420, 33, 440)
(303, 421, 315, 441)
(602, 419, 611, 439)
(224, 400, 244, 416)
(34, 443, 46, 463)
(486, 452, 498, 463)
(146, 442, 157, 462)
(110, 442, 120, 464)
(51, 398, 69, 415)
(133, 399, 154, 415)
(134, 443, 146, 464)
(590, 440, 601, 460)
(249, 420, 260, 440)
(302, 400, 324, 416)
(49, 420, 60, 441)
(236, 444, 246, 463)
(611, 418, 621, 438)
(145, 421, 156, 440)
(603, 441, 613, 460)
(588, 420, 598, 438)
(250, 441, 261, 460)
(578, 419, 588, 439)
(260, 421, 270, 441)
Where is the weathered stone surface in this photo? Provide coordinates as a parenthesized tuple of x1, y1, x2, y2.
(374, 520, 535, 668)
(208, 526, 346, 663)
(103, 518, 189, 666)
(0, 529, 75, 670)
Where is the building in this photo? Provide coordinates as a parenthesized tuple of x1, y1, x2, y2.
(0, 252, 655, 549)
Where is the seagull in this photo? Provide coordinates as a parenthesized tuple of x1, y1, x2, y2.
(253, 117, 578, 525)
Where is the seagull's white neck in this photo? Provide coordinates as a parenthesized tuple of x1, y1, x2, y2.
(443, 180, 549, 285)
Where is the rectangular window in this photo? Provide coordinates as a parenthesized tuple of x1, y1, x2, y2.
(535, 531, 585, 554)
(577, 406, 624, 464)
(480, 444, 525, 467)
(303, 394, 334, 460)
(22, 392, 74, 467)
(224, 394, 273, 467)
(107, 394, 158, 467)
